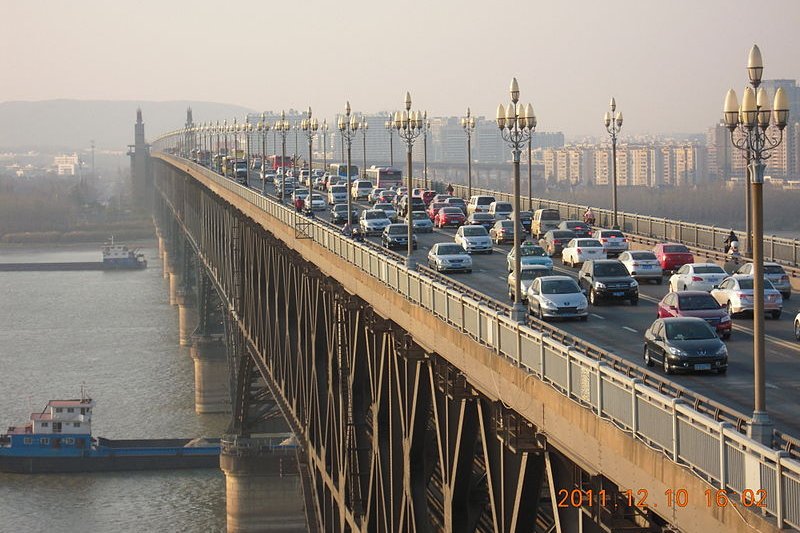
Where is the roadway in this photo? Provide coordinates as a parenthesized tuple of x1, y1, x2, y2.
(246, 172, 800, 438)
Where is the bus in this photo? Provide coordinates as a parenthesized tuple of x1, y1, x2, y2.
(365, 166, 402, 189)
(268, 155, 293, 170)
(329, 163, 359, 178)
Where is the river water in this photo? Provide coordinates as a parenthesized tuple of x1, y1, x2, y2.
(0, 242, 228, 532)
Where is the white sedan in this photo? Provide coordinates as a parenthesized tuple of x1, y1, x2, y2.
(668, 263, 727, 292)
(710, 275, 783, 319)
(618, 250, 663, 283)
(455, 225, 493, 254)
(526, 276, 589, 321)
(373, 202, 397, 221)
(561, 238, 606, 267)
(427, 243, 473, 273)
(307, 193, 326, 210)
(359, 209, 392, 236)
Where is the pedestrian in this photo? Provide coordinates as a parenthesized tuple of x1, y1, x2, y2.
(446, 183, 454, 196)
(294, 196, 304, 213)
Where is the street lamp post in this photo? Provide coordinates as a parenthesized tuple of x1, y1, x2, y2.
(338, 102, 360, 230)
(461, 108, 475, 200)
(604, 98, 623, 229)
(722, 44, 789, 446)
(294, 120, 299, 177)
(274, 111, 291, 202)
(423, 111, 430, 189)
(258, 114, 270, 195)
(301, 107, 319, 201)
(497, 78, 537, 323)
(223, 119, 229, 175)
(360, 116, 369, 178)
(527, 137, 532, 211)
(385, 118, 395, 167)
(320, 119, 329, 173)
(392, 92, 423, 267)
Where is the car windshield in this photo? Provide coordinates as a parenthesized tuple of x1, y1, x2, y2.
(552, 231, 574, 238)
(664, 245, 690, 253)
(520, 245, 546, 256)
(388, 225, 407, 234)
(565, 222, 586, 229)
(541, 279, 580, 294)
(472, 214, 493, 221)
(447, 198, 466, 206)
(500, 221, 513, 228)
(630, 252, 657, 260)
(577, 239, 603, 247)
(736, 278, 775, 290)
(764, 265, 786, 274)
(594, 263, 628, 276)
(412, 212, 427, 220)
(678, 294, 720, 310)
(495, 202, 512, 212)
(442, 208, 462, 214)
(333, 205, 346, 212)
(476, 197, 494, 205)
(375, 203, 393, 210)
(431, 203, 446, 210)
(463, 226, 487, 236)
(438, 245, 467, 255)
(694, 265, 725, 274)
(540, 210, 560, 220)
(601, 231, 624, 238)
(365, 211, 386, 220)
(665, 321, 716, 340)
(519, 269, 548, 280)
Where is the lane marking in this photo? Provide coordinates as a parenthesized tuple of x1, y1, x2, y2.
(591, 314, 605, 320)
(622, 326, 638, 333)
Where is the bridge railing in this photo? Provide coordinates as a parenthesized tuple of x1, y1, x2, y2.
(416, 179, 800, 270)
(157, 153, 800, 530)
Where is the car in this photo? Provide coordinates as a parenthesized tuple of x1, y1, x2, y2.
(399, 195, 426, 217)
(444, 197, 468, 215)
(261, 172, 276, 184)
(455, 225, 493, 254)
(657, 291, 732, 339)
(351, 179, 374, 200)
(489, 220, 517, 244)
(618, 250, 664, 283)
(327, 184, 348, 204)
(506, 242, 553, 272)
(578, 259, 639, 306)
(432, 193, 452, 204)
(312, 176, 326, 190)
(558, 220, 592, 238)
(526, 275, 589, 321)
(330, 203, 359, 224)
(643, 317, 728, 375)
(427, 202, 448, 221)
(373, 202, 397, 221)
(427, 243, 473, 273)
(592, 229, 629, 257)
(291, 188, 310, 203)
(531, 208, 561, 238)
(359, 209, 392, 236)
(307, 193, 326, 210)
(411, 187, 426, 198)
(735, 262, 792, 299)
(435, 207, 466, 228)
(381, 223, 418, 250)
(516, 211, 533, 233)
(539, 229, 577, 257)
(467, 195, 496, 216)
(653, 243, 695, 272)
(466, 212, 496, 230)
(487, 201, 513, 220)
(509, 265, 554, 302)
(709, 275, 783, 319)
(369, 188, 387, 203)
(561, 238, 607, 267)
(795, 312, 800, 341)
(421, 190, 436, 205)
(668, 263, 727, 292)
(408, 211, 434, 233)
(378, 190, 397, 203)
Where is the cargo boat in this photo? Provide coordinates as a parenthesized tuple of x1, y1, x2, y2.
(0, 395, 219, 474)
(101, 237, 147, 269)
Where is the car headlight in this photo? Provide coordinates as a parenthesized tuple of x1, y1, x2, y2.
(630, 280, 638, 288)
(719, 315, 731, 323)
(540, 299, 558, 309)
(715, 345, 728, 356)
(594, 281, 606, 289)
(667, 346, 686, 356)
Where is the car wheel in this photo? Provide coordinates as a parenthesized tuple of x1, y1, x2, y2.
(466, 269, 472, 274)
(772, 310, 781, 320)
(794, 320, 800, 341)
(783, 292, 791, 300)
(644, 346, 654, 367)
(488, 249, 493, 255)
(630, 295, 639, 306)
(579, 315, 588, 322)
(657, 277, 663, 285)
(589, 289, 600, 306)
(722, 332, 731, 340)
(663, 356, 673, 375)
(726, 301, 735, 317)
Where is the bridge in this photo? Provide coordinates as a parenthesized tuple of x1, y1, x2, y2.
(135, 112, 800, 532)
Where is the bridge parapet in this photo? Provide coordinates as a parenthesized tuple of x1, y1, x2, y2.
(155, 153, 800, 532)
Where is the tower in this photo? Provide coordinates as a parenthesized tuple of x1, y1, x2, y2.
(127, 108, 151, 208)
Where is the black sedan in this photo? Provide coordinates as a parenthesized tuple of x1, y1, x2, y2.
(381, 223, 418, 250)
(330, 204, 359, 224)
(643, 317, 728, 375)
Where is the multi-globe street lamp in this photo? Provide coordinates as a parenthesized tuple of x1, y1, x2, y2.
(392, 92, 424, 267)
(257, 114, 270, 195)
(722, 44, 789, 445)
(422, 111, 430, 189)
(497, 78, 536, 323)
(273, 111, 292, 202)
(301, 107, 319, 199)
(338, 102, 360, 230)
(320, 119, 329, 173)
(461, 108, 475, 200)
(294, 119, 300, 178)
(604, 98, 623, 229)
(360, 116, 369, 178)
(384, 118, 395, 167)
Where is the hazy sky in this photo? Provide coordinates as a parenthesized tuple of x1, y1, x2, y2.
(3, 0, 799, 136)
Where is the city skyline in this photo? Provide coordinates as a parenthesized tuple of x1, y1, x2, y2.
(3, 0, 800, 138)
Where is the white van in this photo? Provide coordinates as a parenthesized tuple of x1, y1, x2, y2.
(351, 179, 373, 200)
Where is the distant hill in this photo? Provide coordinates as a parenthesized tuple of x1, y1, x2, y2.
(0, 99, 254, 151)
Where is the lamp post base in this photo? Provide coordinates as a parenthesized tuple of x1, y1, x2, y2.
(510, 303, 527, 324)
(747, 411, 773, 447)
(405, 257, 416, 269)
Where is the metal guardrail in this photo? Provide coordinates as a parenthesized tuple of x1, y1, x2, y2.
(157, 152, 800, 530)
(415, 178, 800, 274)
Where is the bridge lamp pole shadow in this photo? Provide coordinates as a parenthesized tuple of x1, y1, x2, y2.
(461, 107, 475, 201)
(257, 114, 271, 196)
(274, 111, 291, 203)
(392, 92, 424, 268)
(604, 98, 623, 230)
(722, 44, 789, 446)
(301, 107, 319, 196)
(497, 78, 536, 323)
(338, 102, 360, 231)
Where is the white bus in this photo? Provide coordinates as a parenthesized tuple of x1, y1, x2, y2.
(365, 166, 403, 190)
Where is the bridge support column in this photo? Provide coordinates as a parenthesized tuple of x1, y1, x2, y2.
(190, 335, 230, 413)
(220, 436, 306, 532)
(175, 292, 198, 346)
(162, 248, 171, 279)
(157, 234, 165, 259)
(168, 271, 182, 306)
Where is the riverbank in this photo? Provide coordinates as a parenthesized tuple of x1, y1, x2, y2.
(0, 224, 154, 244)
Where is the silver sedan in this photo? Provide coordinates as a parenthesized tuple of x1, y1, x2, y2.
(710, 275, 783, 319)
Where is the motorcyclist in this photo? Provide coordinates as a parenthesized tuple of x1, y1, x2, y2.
(583, 207, 596, 226)
(723, 230, 738, 254)
(724, 241, 742, 274)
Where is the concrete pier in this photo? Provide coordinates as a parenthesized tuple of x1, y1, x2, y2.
(157, 235, 165, 258)
(168, 271, 182, 306)
(162, 249, 171, 280)
(189, 335, 231, 413)
(176, 292, 198, 346)
(220, 435, 306, 533)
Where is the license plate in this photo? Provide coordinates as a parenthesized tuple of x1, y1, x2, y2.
(695, 363, 711, 371)
(640, 265, 652, 269)
(612, 291, 624, 297)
